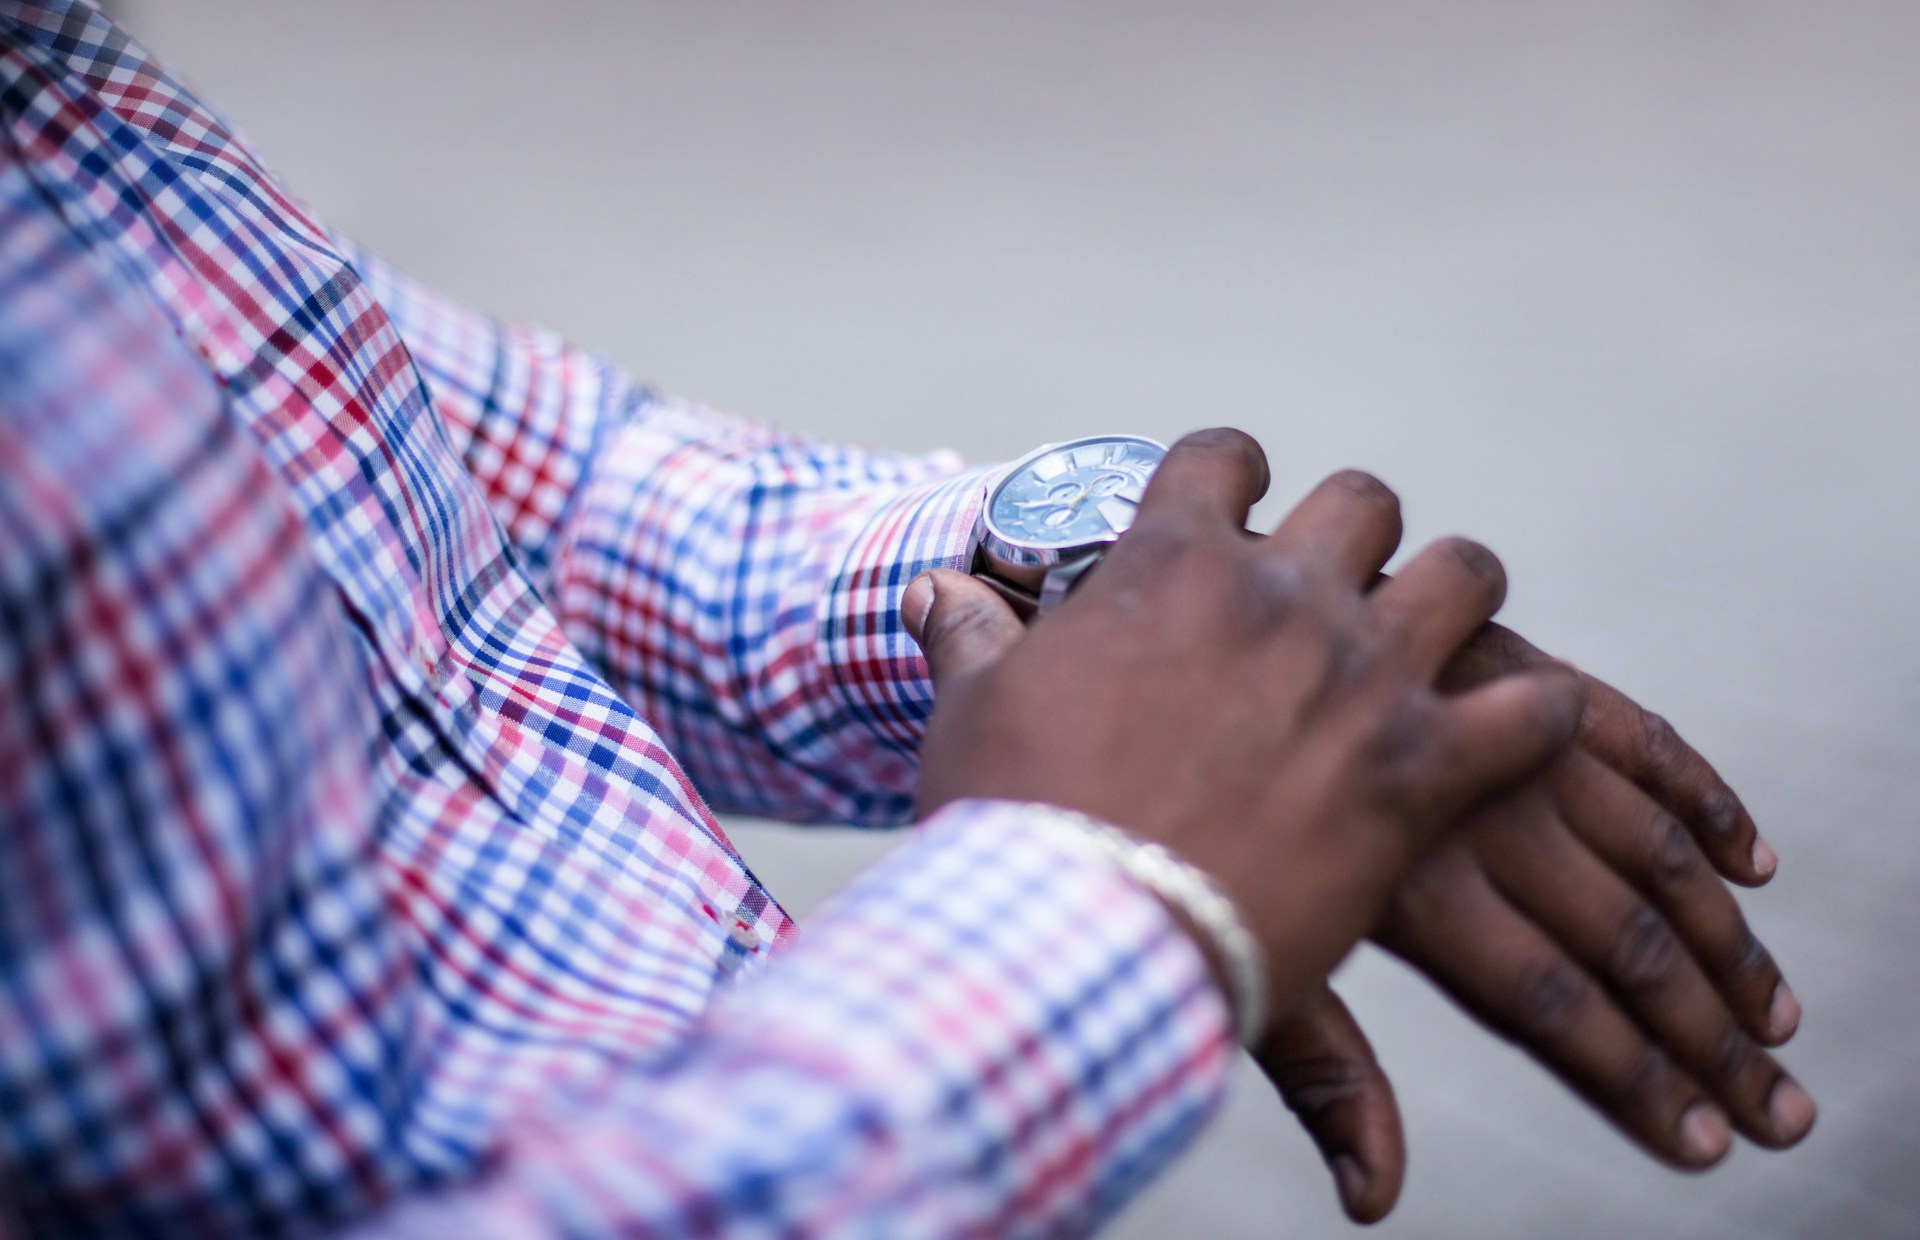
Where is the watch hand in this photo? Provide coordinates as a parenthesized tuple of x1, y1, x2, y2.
(1013, 484, 1091, 512)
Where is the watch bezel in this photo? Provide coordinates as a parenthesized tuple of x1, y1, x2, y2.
(974, 434, 1168, 571)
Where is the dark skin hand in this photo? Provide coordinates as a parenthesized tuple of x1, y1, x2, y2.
(906, 440, 1815, 1225)
(907, 429, 1587, 1037)
(1259, 620, 1815, 1223)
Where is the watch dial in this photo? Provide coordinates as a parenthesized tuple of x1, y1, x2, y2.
(988, 437, 1165, 549)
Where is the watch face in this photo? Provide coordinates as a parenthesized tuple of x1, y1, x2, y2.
(985, 435, 1167, 552)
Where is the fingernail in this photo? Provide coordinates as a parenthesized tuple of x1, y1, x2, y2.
(1768, 1077, 1817, 1142)
(1332, 1154, 1368, 1211)
(1751, 836, 1779, 879)
(1547, 665, 1586, 733)
(1768, 981, 1802, 1042)
(1679, 1102, 1733, 1164)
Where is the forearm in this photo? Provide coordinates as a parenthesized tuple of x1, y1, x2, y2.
(559, 418, 985, 823)
(354, 802, 1233, 1239)
(351, 244, 984, 822)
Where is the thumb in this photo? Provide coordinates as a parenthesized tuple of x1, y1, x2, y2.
(1254, 984, 1406, 1225)
(902, 568, 1025, 690)
(1424, 662, 1587, 822)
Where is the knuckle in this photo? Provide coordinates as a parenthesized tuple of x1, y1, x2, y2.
(1371, 595, 1413, 643)
(1608, 905, 1683, 997)
(1330, 631, 1378, 682)
(1646, 810, 1704, 890)
(1370, 698, 1442, 791)
(1638, 710, 1684, 769)
(1114, 519, 1196, 566)
(1272, 1054, 1375, 1122)
(1508, 958, 1595, 1040)
(929, 599, 1011, 655)
(1245, 553, 1311, 620)
(1717, 925, 1772, 981)
(1614, 1049, 1680, 1115)
(1383, 851, 1468, 930)
(1695, 785, 1744, 843)
(1710, 1025, 1759, 1082)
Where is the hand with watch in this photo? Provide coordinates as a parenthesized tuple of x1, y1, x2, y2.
(916, 430, 1812, 1224)
(969, 434, 1169, 616)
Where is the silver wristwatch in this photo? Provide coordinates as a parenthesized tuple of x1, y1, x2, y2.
(969, 434, 1168, 617)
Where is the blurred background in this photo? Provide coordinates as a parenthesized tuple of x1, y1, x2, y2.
(114, 3, 1918, 1236)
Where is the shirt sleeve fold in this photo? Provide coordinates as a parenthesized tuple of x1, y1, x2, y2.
(352, 245, 987, 825)
(357, 799, 1235, 1240)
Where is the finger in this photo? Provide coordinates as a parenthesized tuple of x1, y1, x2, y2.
(1576, 668, 1774, 886)
(1253, 985, 1405, 1224)
(1371, 537, 1508, 673)
(1436, 623, 1775, 888)
(1132, 427, 1270, 528)
(1408, 665, 1585, 821)
(1434, 619, 1541, 693)
(1551, 752, 1800, 1046)
(1471, 793, 1815, 1148)
(1377, 848, 1734, 1169)
(902, 569, 1025, 690)
(1265, 469, 1405, 586)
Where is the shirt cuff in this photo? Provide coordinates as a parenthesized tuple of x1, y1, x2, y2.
(733, 797, 1236, 1234)
(466, 798, 1236, 1239)
(819, 463, 994, 783)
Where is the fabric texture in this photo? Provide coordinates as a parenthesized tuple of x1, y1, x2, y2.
(0, 3, 1232, 1236)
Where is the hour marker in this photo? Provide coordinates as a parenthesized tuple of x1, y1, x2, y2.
(1096, 497, 1139, 533)
(1030, 456, 1067, 481)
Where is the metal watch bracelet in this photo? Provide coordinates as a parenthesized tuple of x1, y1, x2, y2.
(1015, 802, 1268, 1049)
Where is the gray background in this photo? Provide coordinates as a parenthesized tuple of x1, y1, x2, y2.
(116, 3, 1918, 1236)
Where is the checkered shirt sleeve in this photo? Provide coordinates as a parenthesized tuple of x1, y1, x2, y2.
(353, 803, 1233, 1240)
(0, 3, 1236, 1237)
(352, 246, 986, 826)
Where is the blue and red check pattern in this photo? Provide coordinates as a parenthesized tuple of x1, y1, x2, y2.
(0, 3, 1231, 1236)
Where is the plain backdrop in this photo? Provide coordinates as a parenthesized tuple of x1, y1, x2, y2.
(116, 3, 1920, 1236)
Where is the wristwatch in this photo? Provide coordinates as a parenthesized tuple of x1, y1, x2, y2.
(969, 434, 1168, 617)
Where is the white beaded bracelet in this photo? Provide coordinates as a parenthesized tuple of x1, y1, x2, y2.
(1021, 803, 1268, 1049)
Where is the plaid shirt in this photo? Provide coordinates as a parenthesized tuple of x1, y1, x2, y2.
(0, 4, 1231, 1237)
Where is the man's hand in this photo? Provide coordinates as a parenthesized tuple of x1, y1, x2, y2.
(1252, 626, 1817, 1224)
(909, 431, 1584, 1041)
(906, 441, 1814, 1225)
